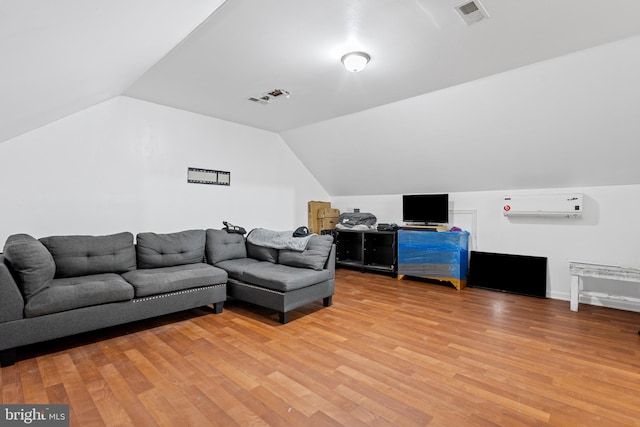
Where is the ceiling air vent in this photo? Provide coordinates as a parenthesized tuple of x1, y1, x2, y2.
(455, 0, 489, 25)
(248, 96, 270, 104)
(248, 89, 290, 105)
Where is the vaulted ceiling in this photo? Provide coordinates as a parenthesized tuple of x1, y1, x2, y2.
(125, 0, 640, 133)
(0, 0, 226, 143)
(3, 0, 640, 195)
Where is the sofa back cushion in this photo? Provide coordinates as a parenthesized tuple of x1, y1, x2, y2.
(136, 229, 205, 269)
(40, 232, 136, 278)
(205, 229, 247, 264)
(278, 235, 334, 271)
(246, 241, 279, 263)
(3, 234, 55, 299)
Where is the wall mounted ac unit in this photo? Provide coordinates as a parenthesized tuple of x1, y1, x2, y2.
(503, 194, 583, 217)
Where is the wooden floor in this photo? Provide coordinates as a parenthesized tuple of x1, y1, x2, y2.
(2, 269, 640, 426)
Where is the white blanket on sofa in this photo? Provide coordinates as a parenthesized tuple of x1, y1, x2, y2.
(247, 228, 312, 252)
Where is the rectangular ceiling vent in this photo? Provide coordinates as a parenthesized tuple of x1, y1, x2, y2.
(455, 0, 489, 25)
(248, 89, 290, 105)
(248, 96, 270, 104)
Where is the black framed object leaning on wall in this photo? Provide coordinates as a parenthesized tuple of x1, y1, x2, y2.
(468, 251, 547, 298)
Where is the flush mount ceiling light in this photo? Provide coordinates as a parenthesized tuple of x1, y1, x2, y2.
(341, 51, 370, 72)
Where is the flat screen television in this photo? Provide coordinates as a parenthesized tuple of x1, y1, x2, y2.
(402, 194, 449, 225)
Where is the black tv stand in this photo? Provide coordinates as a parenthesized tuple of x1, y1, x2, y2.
(335, 229, 397, 276)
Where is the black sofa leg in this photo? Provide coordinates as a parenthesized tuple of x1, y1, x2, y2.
(212, 302, 224, 314)
(0, 348, 16, 367)
(279, 312, 290, 324)
(323, 296, 333, 307)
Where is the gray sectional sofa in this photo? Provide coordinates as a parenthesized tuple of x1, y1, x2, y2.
(0, 229, 227, 367)
(0, 227, 335, 366)
(205, 229, 335, 324)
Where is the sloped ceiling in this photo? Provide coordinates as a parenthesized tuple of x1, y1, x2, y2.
(3, 0, 640, 196)
(126, 0, 640, 133)
(0, 0, 225, 143)
(281, 34, 640, 196)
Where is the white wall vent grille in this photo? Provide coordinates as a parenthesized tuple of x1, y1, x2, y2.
(503, 194, 583, 217)
(455, 1, 489, 25)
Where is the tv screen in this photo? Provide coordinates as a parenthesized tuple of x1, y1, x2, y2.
(402, 194, 449, 225)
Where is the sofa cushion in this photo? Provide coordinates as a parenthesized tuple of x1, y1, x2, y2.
(241, 262, 333, 292)
(246, 242, 278, 263)
(122, 262, 227, 297)
(214, 258, 261, 281)
(205, 229, 247, 264)
(136, 230, 205, 269)
(3, 234, 55, 299)
(40, 232, 136, 279)
(278, 235, 334, 271)
(24, 273, 134, 318)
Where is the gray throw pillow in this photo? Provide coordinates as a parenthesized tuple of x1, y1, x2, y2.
(40, 232, 136, 278)
(3, 234, 54, 299)
(246, 241, 278, 263)
(205, 229, 247, 264)
(136, 229, 205, 269)
(278, 235, 333, 271)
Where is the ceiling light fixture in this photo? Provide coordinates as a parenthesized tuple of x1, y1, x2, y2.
(341, 51, 370, 72)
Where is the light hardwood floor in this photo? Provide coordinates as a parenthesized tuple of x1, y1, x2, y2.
(2, 268, 640, 426)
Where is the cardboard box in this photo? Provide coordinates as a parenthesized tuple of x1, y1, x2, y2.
(317, 208, 340, 219)
(318, 217, 338, 231)
(308, 201, 331, 234)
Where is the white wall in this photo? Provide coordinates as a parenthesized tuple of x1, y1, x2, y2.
(0, 96, 329, 244)
(332, 184, 640, 310)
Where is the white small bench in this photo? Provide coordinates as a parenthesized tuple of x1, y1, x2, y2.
(569, 261, 640, 311)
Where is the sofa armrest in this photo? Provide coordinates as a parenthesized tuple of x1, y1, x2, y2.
(324, 244, 336, 274)
(0, 255, 25, 322)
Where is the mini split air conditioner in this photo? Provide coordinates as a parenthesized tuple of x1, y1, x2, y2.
(503, 194, 583, 217)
